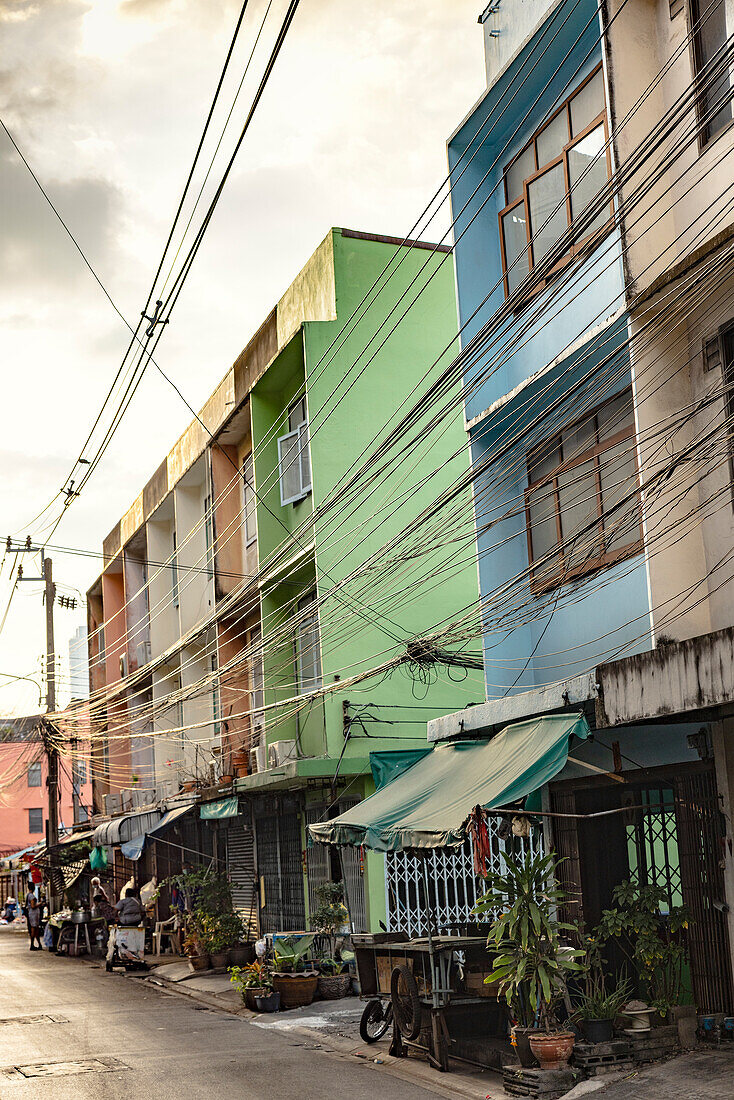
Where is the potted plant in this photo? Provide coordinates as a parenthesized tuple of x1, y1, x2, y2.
(230, 960, 272, 1011)
(272, 934, 318, 1008)
(594, 881, 690, 1024)
(474, 851, 583, 1070)
(317, 956, 352, 1000)
(310, 882, 350, 955)
(182, 930, 209, 972)
(200, 913, 241, 968)
(574, 980, 631, 1043)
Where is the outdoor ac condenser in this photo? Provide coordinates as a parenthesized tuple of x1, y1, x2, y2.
(105, 792, 121, 815)
(267, 740, 297, 768)
(135, 640, 151, 668)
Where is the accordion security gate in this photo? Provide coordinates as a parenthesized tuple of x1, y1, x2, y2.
(384, 817, 542, 937)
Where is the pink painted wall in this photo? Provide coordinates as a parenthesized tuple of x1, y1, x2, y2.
(0, 737, 93, 856)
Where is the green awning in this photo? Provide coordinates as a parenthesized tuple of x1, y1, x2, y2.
(309, 713, 589, 851)
(200, 795, 239, 820)
(369, 749, 432, 791)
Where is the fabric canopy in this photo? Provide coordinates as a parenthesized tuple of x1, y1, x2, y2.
(309, 713, 589, 851)
(369, 749, 432, 792)
(93, 810, 161, 849)
(119, 804, 194, 861)
(200, 795, 238, 820)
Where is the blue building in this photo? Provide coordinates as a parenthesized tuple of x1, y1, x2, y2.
(448, 0, 650, 698)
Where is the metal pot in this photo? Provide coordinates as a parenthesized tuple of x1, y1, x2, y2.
(70, 909, 92, 924)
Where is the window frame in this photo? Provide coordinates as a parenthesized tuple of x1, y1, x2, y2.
(242, 451, 257, 546)
(524, 389, 644, 593)
(294, 590, 323, 694)
(28, 807, 44, 834)
(27, 761, 42, 787)
(703, 319, 734, 505)
(689, 0, 734, 150)
(498, 64, 614, 300)
(277, 397, 312, 507)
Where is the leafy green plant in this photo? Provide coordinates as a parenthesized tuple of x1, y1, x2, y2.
(474, 851, 583, 1031)
(318, 956, 346, 975)
(573, 978, 632, 1022)
(230, 960, 272, 992)
(311, 882, 349, 942)
(595, 881, 689, 1017)
(273, 933, 315, 972)
(197, 911, 243, 954)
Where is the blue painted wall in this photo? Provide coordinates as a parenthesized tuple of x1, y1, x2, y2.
(447, 0, 651, 697)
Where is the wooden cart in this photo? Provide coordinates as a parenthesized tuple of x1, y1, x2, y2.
(352, 932, 508, 1071)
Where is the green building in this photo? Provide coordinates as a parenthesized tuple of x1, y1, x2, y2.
(233, 228, 483, 933)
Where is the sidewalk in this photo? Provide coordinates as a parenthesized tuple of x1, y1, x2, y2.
(143, 959, 505, 1099)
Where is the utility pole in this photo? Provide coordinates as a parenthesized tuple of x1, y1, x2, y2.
(44, 557, 59, 855)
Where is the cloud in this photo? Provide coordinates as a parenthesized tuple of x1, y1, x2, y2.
(0, 143, 122, 292)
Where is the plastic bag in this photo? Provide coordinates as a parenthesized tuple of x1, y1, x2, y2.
(90, 846, 108, 871)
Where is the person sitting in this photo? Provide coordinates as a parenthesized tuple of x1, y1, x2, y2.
(90, 876, 109, 902)
(92, 887, 118, 924)
(115, 886, 145, 927)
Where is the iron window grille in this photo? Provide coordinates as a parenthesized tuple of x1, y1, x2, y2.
(295, 590, 322, 693)
(277, 396, 312, 506)
(27, 762, 42, 787)
(498, 64, 614, 300)
(524, 387, 644, 592)
(28, 808, 43, 834)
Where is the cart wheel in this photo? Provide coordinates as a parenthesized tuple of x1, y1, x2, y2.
(360, 999, 393, 1043)
(391, 964, 421, 1041)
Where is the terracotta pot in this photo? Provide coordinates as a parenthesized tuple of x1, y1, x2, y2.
(188, 953, 210, 972)
(181, 780, 196, 792)
(511, 1026, 538, 1068)
(231, 751, 248, 769)
(229, 942, 255, 966)
(244, 986, 266, 1011)
(219, 775, 233, 787)
(272, 971, 319, 1009)
(234, 764, 248, 778)
(528, 1032, 575, 1071)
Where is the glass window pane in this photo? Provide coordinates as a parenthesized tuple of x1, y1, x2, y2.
(528, 444, 560, 484)
(558, 459, 601, 561)
(528, 163, 567, 265)
(597, 390, 634, 441)
(568, 125, 610, 239)
(536, 109, 569, 168)
(501, 205, 529, 294)
(561, 415, 596, 463)
(570, 69, 605, 136)
(600, 439, 640, 553)
(528, 483, 560, 563)
(693, 0, 732, 141)
(505, 145, 536, 203)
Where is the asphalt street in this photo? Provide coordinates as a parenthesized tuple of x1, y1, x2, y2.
(0, 927, 446, 1100)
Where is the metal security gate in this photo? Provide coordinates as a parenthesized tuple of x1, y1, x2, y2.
(306, 801, 367, 932)
(254, 796, 305, 934)
(675, 768, 733, 1013)
(225, 809, 258, 936)
(385, 819, 542, 937)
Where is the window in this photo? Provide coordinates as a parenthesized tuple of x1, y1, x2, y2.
(525, 388, 643, 589)
(204, 492, 214, 578)
(250, 626, 265, 746)
(27, 762, 42, 787)
(211, 654, 221, 737)
(278, 395, 312, 506)
(705, 321, 734, 497)
(28, 808, 43, 834)
(171, 531, 179, 609)
(691, 0, 732, 145)
(295, 591, 322, 693)
(499, 65, 612, 298)
(72, 760, 86, 787)
(243, 452, 257, 545)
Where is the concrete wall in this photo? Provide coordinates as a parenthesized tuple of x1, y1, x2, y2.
(480, 0, 564, 88)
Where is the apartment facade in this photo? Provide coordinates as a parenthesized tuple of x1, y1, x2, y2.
(83, 228, 483, 932)
(431, 0, 734, 1013)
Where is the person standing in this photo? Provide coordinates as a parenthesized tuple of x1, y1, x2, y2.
(27, 897, 42, 950)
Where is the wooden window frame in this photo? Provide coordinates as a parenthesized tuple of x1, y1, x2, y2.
(688, 0, 734, 151)
(498, 64, 614, 300)
(704, 319, 734, 506)
(524, 390, 644, 594)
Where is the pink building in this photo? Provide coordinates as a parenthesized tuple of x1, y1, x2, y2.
(0, 715, 92, 856)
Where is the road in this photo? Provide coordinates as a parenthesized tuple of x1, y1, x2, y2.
(0, 927, 444, 1100)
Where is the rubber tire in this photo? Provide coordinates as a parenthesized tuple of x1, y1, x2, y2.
(391, 964, 421, 1041)
(360, 999, 392, 1044)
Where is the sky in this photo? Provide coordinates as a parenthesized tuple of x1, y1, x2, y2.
(0, 0, 485, 716)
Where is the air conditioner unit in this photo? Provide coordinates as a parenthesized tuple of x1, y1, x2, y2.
(135, 641, 151, 668)
(132, 787, 156, 810)
(120, 788, 135, 812)
(104, 793, 121, 815)
(119, 654, 128, 678)
(267, 739, 297, 769)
